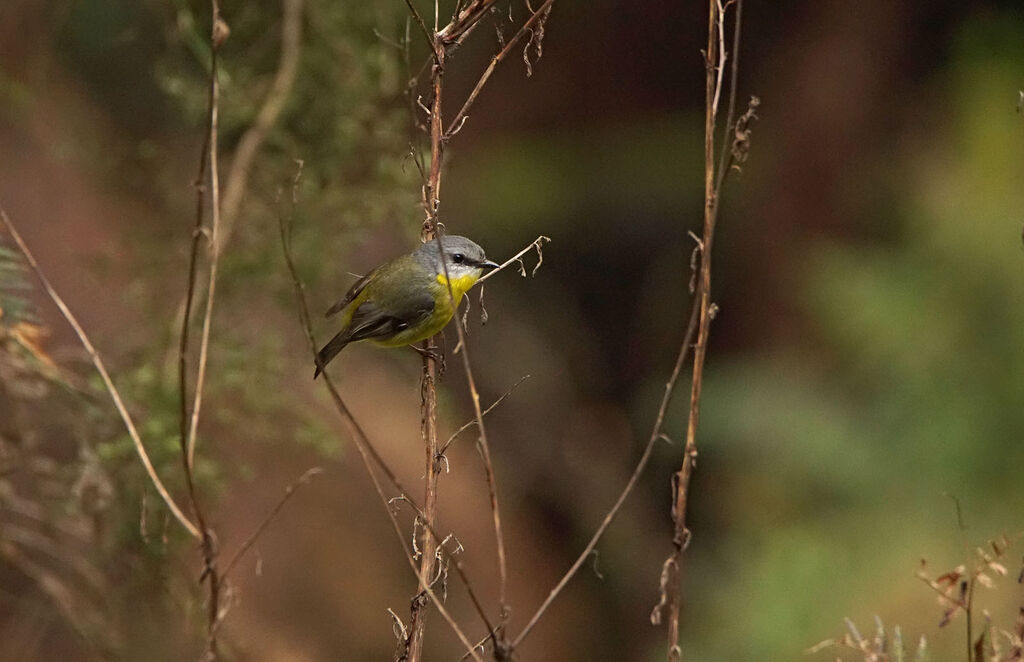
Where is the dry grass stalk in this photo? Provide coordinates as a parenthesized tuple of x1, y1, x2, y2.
(655, 1, 756, 659)
(0, 207, 200, 540)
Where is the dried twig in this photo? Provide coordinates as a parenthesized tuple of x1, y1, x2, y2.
(438, 375, 529, 456)
(185, 5, 227, 472)
(445, 0, 556, 140)
(510, 3, 751, 654)
(476, 235, 550, 285)
(179, 5, 230, 657)
(512, 301, 701, 650)
(434, 232, 511, 635)
(916, 533, 1018, 661)
(657, 3, 751, 659)
(218, 467, 324, 584)
(168, 0, 303, 409)
(398, 2, 558, 657)
(403, 0, 435, 55)
(406, 26, 447, 660)
(0, 206, 200, 540)
(437, 0, 500, 45)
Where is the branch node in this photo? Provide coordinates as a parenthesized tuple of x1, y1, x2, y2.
(212, 16, 230, 50)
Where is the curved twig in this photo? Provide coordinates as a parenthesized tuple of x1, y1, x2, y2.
(218, 467, 323, 584)
(445, 0, 556, 140)
(512, 299, 701, 649)
(0, 206, 200, 540)
(216, 0, 305, 259)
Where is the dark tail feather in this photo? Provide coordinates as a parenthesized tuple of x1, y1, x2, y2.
(314, 332, 349, 379)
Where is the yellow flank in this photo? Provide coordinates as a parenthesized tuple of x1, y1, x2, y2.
(366, 271, 481, 348)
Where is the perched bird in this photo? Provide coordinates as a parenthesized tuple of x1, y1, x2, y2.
(314, 235, 499, 377)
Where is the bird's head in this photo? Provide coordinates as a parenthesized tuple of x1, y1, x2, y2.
(417, 235, 499, 291)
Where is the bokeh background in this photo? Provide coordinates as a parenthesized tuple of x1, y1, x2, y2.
(2, 0, 1023, 660)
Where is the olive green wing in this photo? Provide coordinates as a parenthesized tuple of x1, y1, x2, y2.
(325, 269, 377, 318)
(344, 285, 435, 343)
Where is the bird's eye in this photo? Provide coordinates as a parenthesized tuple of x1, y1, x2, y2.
(452, 253, 465, 264)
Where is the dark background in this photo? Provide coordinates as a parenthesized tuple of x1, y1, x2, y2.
(2, 0, 1023, 659)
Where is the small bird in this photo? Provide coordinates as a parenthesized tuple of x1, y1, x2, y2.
(314, 235, 499, 378)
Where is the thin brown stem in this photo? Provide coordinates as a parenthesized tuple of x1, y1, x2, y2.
(218, 467, 323, 585)
(404, 0, 435, 54)
(169, 0, 303, 405)
(475, 235, 550, 285)
(512, 300, 701, 650)
(399, 1, 558, 656)
(445, 0, 555, 140)
(714, 0, 742, 196)
(661, 1, 745, 658)
(436, 235, 510, 630)
(437, 0, 499, 44)
(0, 206, 200, 540)
(185, 5, 225, 473)
(966, 574, 976, 662)
(438, 374, 529, 456)
(407, 35, 446, 662)
(663, 1, 722, 656)
(216, 0, 304, 260)
(183, 5, 229, 658)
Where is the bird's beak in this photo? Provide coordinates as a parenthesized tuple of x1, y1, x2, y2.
(480, 259, 500, 271)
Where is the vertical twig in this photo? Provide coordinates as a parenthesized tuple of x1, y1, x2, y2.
(511, 302, 701, 651)
(166, 0, 303, 391)
(661, 2, 746, 659)
(406, 23, 446, 661)
(663, 1, 723, 657)
(185, 2, 226, 472)
(518, 0, 751, 653)
(438, 242, 511, 635)
(216, 0, 304, 258)
(715, 0, 742, 194)
(178, 3, 229, 657)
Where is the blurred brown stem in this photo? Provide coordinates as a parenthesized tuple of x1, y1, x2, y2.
(217, 0, 304, 257)
(167, 0, 303, 400)
(0, 206, 200, 540)
(179, 2, 229, 657)
(1010, 603, 1024, 661)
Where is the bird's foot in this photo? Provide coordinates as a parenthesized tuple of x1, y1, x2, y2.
(410, 344, 446, 374)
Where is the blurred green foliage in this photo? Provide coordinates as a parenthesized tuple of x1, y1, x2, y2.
(5, 0, 426, 657)
(683, 15, 1024, 660)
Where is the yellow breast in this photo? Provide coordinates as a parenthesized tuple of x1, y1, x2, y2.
(436, 272, 479, 306)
